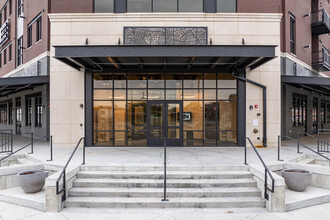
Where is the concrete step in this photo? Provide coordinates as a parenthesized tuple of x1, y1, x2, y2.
(76, 171, 253, 180)
(73, 178, 257, 188)
(17, 158, 35, 165)
(69, 187, 261, 198)
(298, 158, 315, 164)
(80, 165, 249, 172)
(65, 197, 265, 209)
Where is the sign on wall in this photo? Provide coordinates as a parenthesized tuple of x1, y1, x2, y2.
(0, 20, 9, 47)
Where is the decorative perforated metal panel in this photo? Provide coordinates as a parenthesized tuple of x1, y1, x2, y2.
(124, 27, 208, 45)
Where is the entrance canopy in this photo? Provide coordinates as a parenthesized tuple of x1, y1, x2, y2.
(54, 45, 276, 72)
(0, 76, 49, 97)
(281, 75, 330, 96)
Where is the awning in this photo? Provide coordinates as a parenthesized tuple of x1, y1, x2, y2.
(0, 76, 49, 97)
(281, 75, 330, 95)
(54, 45, 276, 72)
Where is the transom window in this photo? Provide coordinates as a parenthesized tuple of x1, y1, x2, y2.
(94, 0, 114, 13)
(217, 0, 236, 12)
(127, 0, 203, 12)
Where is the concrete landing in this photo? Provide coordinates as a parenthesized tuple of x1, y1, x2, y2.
(286, 186, 330, 211)
(0, 187, 46, 211)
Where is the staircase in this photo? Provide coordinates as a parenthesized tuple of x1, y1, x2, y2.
(65, 165, 265, 209)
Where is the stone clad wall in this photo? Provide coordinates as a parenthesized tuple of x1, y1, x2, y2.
(49, 13, 282, 147)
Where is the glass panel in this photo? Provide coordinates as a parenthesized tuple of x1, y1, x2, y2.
(183, 89, 202, 100)
(205, 132, 217, 146)
(148, 90, 164, 100)
(204, 101, 217, 130)
(151, 128, 162, 139)
(168, 103, 180, 127)
(93, 101, 113, 131)
(168, 128, 180, 139)
(94, 131, 113, 146)
(183, 73, 203, 88)
(183, 101, 203, 130)
(94, 74, 113, 88)
(218, 89, 237, 100)
(148, 73, 165, 88)
(219, 101, 237, 130)
(184, 131, 203, 146)
(153, 0, 177, 12)
(127, 74, 147, 88)
(127, 0, 152, 12)
(94, 0, 114, 13)
(114, 101, 126, 130)
(114, 73, 126, 88)
(114, 90, 126, 100)
(218, 131, 237, 146)
(204, 89, 216, 100)
(94, 90, 113, 100)
(127, 101, 147, 130)
(217, 0, 236, 12)
(204, 73, 216, 88)
(166, 73, 182, 89)
(150, 103, 162, 126)
(166, 90, 182, 100)
(218, 74, 237, 88)
(127, 90, 147, 100)
(115, 132, 126, 146)
(179, 0, 203, 12)
(128, 131, 147, 146)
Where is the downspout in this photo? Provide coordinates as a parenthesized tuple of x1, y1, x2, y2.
(232, 72, 267, 147)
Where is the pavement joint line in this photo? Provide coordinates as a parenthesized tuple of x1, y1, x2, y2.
(60, 213, 70, 220)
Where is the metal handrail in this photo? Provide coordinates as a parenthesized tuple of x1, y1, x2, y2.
(162, 136, 168, 202)
(318, 129, 330, 153)
(0, 135, 52, 164)
(56, 137, 85, 202)
(245, 137, 275, 200)
(0, 130, 13, 154)
(279, 135, 330, 166)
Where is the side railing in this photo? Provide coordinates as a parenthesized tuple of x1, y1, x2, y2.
(0, 135, 53, 165)
(56, 137, 85, 202)
(162, 136, 168, 202)
(245, 137, 275, 200)
(318, 129, 330, 153)
(0, 130, 13, 154)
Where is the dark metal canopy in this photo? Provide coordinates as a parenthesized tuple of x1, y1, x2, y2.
(281, 75, 330, 96)
(0, 76, 49, 97)
(54, 45, 276, 72)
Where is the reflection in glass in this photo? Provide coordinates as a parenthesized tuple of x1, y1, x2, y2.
(205, 132, 217, 146)
(183, 101, 203, 130)
(168, 128, 180, 138)
(218, 89, 237, 100)
(127, 74, 147, 88)
(127, 101, 147, 130)
(166, 73, 182, 88)
(183, 89, 203, 100)
(219, 101, 237, 130)
(128, 90, 147, 100)
(154, 0, 177, 12)
(204, 89, 217, 100)
(94, 131, 113, 146)
(114, 73, 126, 88)
(148, 73, 165, 88)
(114, 90, 126, 100)
(217, 0, 236, 12)
(148, 90, 164, 100)
(94, 74, 113, 88)
(218, 131, 237, 146)
(184, 131, 203, 146)
(127, 0, 152, 12)
(204, 73, 216, 88)
(93, 101, 113, 131)
(114, 101, 126, 130)
(166, 90, 182, 100)
(94, 90, 113, 100)
(115, 132, 126, 145)
(150, 103, 162, 126)
(184, 73, 203, 88)
(128, 131, 147, 146)
(204, 101, 217, 130)
(168, 104, 180, 126)
(179, 0, 203, 12)
(151, 128, 162, 139)
(218, 74, 237, 88)
(94, 0, 114, 13)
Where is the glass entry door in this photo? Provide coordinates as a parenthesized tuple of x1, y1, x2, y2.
(148, 101, 182, 146)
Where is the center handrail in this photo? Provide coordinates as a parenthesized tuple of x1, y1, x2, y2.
(56, 137, 85, 202)
(0, 135, 52, 164)
(245, 137, 275, 200)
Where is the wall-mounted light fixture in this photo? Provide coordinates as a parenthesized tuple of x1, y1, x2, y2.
(304, 44, 310, 49)
(80, 104, 84, 109)
(303, 12, 310, 17)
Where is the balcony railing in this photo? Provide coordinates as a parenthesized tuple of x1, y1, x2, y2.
(311, 9, 330, 35)
(312, 48, 330, 71)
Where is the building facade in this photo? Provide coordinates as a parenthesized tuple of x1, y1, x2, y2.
(0, 0, 328, 148)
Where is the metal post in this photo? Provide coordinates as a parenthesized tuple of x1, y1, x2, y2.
(317, 131, 320, 153)
(62, 172, 66, 202)
(264, 168, 268, 200)
(244, 141, 248, 165)
(47, 136, 53, 161)
(278, 135, 283, 161)
(82, 138, 86, 165)
(162, 136, 168, 202)
(30, 133, 34, 154)
(297, 133, 300, 154)
(10, 130, 13, 153)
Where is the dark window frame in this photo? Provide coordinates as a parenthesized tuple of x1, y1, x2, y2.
(25, 96, 32, 126)
(8, 44, 12, 61)
(35, 95, 42, 127)
(216, 0, 237, 13)
(290, 13, 296, 55)
(3, 48, 6, 65)
(36, 17, 42, 42)
(4, 5, 7, 21)
(27, 25, 32, 48)
(94, 0, 115, 13)
(17, 36, 23, 66)
(9, 0, 12, 15)
(18, 0, 24, 17)
(0, 104, 7, 124)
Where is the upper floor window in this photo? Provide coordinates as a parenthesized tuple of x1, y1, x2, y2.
(9, 0, 12, 15)
(127, 0, 203, 12)
(17, 36, 23, 66)
(18, 0, 24, 17)
(4, 5, 7, 21)
(290, 13, 296, 55)
(9, 44, 12, 61)
(35, 95, 42, 127)
(217, 0, 236, 12)
(3, 49, 6, 65)
(0, 104, 7, 124)
(36, 17, 42, 41)
(26, 97, 32, 126)
(94, 0, 114, 13)
(27, 25, 32, 48)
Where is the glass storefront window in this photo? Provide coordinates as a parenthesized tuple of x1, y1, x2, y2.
(114, 101, 126, 130)
(128, 131, 147, 146)
(183, 101, 203, 130)
(127, 0, 152, 12)
(218, 131, 237, 146)
(218, 89, 237, 100)
(204, 101, 217, 130)
(166, 89, 182, 100)
(149, 90, 165, 100)
(127, 74, 147, 88)
(94, 74, 113, 88)
(217, 0, 236, 12)
(183, 89, 203, 100)
(94, 0, 114, 13)
(184, 73, 203, 88)
(93, 101, 113, 131)
(218, 74, 236, 88)
(94, 131, 113, 146)
(94, 90, 113, 100)
(127, 101, 147, 130)
(166, 73, 182, 88)
(204, 73, 216, 88)
(114, 90, 126, 100)
(183, 131, 203, 146)
(153, 0, 177, 12)
(179, 0, 203, 12)
(148, 73, 165, 88)
(127, 90, 147, 100)
(204, 89, 216, 100)
(219, 101, 237, 131)
(114, 73, 126, 88)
